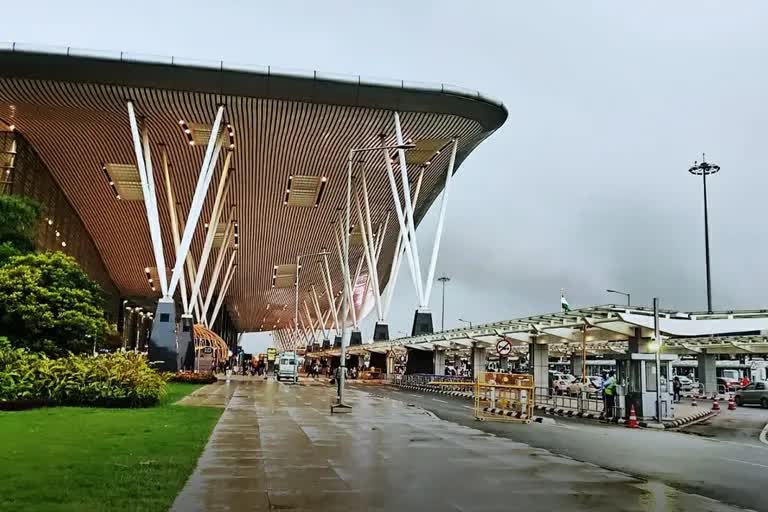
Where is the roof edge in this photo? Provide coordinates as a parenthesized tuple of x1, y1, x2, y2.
(0, 44, 508, 132)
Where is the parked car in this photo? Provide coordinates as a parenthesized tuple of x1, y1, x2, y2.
(734, 381, 768, 408)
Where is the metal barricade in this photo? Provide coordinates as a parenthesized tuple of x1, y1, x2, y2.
(474, 372, 534, 423)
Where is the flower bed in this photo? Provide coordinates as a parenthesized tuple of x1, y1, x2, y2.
(0, 340, 166, 408)
(167, 371, 218, 384)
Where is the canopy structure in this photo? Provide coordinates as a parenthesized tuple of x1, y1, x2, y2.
(313, 305, 768, 357)
(0, 43, 507, 347)
(192, 323, 228, 361)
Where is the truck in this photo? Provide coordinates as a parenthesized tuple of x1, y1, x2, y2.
(276, 351, 299, 383)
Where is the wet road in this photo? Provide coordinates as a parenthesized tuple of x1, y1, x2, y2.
(679, 398, 768, 447)
(365, 385, 768, 512)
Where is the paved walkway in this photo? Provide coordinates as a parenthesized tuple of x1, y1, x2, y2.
(172, 378, 740, 511)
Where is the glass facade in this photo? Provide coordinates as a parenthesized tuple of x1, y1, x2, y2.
(0, 129, 120, 319)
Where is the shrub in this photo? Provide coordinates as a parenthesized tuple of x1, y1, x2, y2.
(0, 194, 42, 261)
(168, 371, 217, 384)
(0, 251, 109, 356)
(0, 339, 166, 408)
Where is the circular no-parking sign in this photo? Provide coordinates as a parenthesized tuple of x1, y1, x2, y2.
(496, 339, 512, 356)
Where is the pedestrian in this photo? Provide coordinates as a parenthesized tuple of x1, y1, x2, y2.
(673, 376, 682, 403)
(603, 371, 617, 418)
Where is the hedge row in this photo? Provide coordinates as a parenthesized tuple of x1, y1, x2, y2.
(0, 340, 166, 408)
(167, 371, 217, 384)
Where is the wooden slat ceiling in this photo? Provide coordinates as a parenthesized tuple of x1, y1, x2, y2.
(0, 76, 497, 332)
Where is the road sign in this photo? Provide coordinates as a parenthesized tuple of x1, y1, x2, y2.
(266, 348, 277, 361)
(496, 339, 512, 356)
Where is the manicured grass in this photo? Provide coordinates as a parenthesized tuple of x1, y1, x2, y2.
(0, 383, 222, 512)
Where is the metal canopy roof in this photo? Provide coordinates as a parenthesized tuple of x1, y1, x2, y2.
(0, 45, 508, 332)
(314, 305, 768, 357)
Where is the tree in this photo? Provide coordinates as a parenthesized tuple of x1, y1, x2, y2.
(0, 194, 42, 264)
(0, 251, 109, 356)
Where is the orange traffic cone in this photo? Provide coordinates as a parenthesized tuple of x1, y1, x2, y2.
(728, 394, 737, 410)
(626, 403, 640, 428)
(712, 397, 720, 411)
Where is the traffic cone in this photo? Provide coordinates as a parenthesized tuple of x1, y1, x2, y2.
(711, 397, 720, 411)
(728, 394, 737, 410)
(691, 394, 697, 407)
(626, 403, 640, 429)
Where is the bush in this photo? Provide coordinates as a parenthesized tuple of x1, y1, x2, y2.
(0, 251, 109, 356)
(168, 371, 217, 384)
(0, 339, 166, 408)
(0, 194, 42, 261)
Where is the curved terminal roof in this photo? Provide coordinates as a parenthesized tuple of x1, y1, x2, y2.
(0, 44, 507, 332)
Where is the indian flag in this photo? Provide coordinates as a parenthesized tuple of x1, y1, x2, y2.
(561, 291, 570, 312)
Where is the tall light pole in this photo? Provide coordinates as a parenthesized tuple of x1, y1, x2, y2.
(606, 288, 630, 307)
(458, 318, 473, 328)
(437, 276, 450, 331)
(332, 141, 415, 412)
(688, 155, 720, 314)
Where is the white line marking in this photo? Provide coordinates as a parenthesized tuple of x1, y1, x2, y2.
(760, 422, 768, 446)
(461, 405, 474, 410)
(432, 398, 448, 403)
(723, 458, 768, 469)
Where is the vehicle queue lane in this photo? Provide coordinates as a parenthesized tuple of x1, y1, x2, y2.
(362, 385, 768, 512)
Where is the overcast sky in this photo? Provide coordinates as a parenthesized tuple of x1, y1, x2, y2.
(6, 1, 768, 349)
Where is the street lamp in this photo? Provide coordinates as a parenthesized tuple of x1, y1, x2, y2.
(333, 141, 415, 412)
(688, 154, 720, 314)
(294, 250, 330, 345)
(458, 318, 473, 328)
(606, 289, 631, 307)
(437, 276, 450, 331)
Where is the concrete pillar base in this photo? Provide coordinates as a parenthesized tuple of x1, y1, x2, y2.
(149, 298, 178, 372)
(471, 345, 488, 378)
(350, 330, 362, 346)
(333, 336, 341, 349)
(322, 338, 331, 350)
(373, 323, 389, 341)
(179, 314, 194, 371)
(434, 350, 446, 376)
(411, 310, 433, 336)
(529, 342, 549, 393)
(698, 352, 717, 395)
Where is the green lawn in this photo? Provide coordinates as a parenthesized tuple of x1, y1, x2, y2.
(0, 383, 222, 512)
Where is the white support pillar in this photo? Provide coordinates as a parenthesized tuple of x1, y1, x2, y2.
(126, 102, 169, 297)
(381, 137, 423, 307)
(168, 105, 225, 296)
(201, 211, 235, 322)
(393, 112, 426, 308)
(205, 248, 237, 326)
(161, 147, 188, 314)
(303, 300, 317, 344)
(209, 258, 237, 330)
(423, 139, 458, 306)
(321, 253, 339, 333)
(333, 222, 357, 328)
(175, 203, 203, 318)
(354, 187, 383, 321)
(383, 168, 425, 319)
(311, 285, 328, 340)
(360, 171, 383, 319)
(375, 210, 391, 263)
(189, 151, 233, 309)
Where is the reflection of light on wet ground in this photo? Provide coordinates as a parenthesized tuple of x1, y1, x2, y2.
(173, 378, 747, 512)
(636, 480, 739, 512)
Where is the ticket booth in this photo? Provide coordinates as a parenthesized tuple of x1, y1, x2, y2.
(615, 353, 677, 421)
